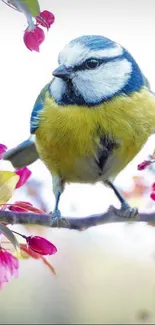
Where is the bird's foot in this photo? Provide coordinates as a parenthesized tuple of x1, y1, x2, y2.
(106, 180, 139, 220)
(50, 209, 70, 228)
(115, 204, 139, 220)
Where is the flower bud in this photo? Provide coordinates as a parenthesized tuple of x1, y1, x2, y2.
(137, 160, 151, 170)
(26, 236, 57, 255)
(36, 10, 55, 29)
(23, 26, 45, 52)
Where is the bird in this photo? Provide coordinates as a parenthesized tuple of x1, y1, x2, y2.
(3, 34, 155, 224)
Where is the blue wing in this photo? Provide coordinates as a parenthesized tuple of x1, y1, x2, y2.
(30, 82, 51, 134)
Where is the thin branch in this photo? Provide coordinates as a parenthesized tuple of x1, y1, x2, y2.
(0, 206, 155, 230)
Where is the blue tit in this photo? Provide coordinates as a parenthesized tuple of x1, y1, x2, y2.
(3, 35, 155, 223)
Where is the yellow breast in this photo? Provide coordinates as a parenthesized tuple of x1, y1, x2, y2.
(35, 88, 155, 182)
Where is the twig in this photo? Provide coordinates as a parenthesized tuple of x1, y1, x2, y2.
(0, 206, 155, 230)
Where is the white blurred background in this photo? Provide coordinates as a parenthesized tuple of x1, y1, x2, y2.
(0, 0, 155, 323)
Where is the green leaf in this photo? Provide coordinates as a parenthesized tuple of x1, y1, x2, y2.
(0, 224, 19, 250)
(9, 0, 40, 17)
(0, 171, 19, 204)
(19, 0, 40, 17)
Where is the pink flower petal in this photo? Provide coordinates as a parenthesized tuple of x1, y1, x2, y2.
(26, 236, 57, 255)
(36, 10, 55, 29)
(15, 167, 32, 189)
(23, 26, 45, 52)
(0, 248, 19, 288)
(0, 144, 7, 159)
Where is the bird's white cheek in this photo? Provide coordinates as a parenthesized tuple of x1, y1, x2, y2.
(50, 78, 67, 101)
(73, 59, 132, 103)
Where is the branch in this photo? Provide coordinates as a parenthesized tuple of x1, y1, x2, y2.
(0, 206, 155, 230)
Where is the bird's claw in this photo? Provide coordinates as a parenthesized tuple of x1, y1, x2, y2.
(51, 216, 70, 228)
(50, 210, 70, 228)
(51, 209, 61, 220)
(117, 205, 139, 220)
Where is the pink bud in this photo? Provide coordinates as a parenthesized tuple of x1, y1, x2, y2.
(0, 144, 7, 159)
(137, 160, 151, 170)
(26, 236, 57, 255)
(23, 26, 45, 52)
(150, 192, 155, 201)
(15, 167, 32, 189)
(36, 10, 55, 29)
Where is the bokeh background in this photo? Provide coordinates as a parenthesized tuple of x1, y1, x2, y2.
(1, 0, 155, 323)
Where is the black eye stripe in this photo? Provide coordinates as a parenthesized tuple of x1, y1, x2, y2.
(73, 55, 122, 72)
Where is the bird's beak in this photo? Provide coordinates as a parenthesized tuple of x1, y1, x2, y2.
(52, 65, 71, 80)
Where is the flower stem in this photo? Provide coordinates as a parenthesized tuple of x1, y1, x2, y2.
(11, 229, 27, 239)
(10, 0, 35, 30)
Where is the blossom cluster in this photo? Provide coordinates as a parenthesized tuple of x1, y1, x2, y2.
(0, 1, 57, 289)
(24, 10, 55, 52)
(0, 144, 57, 289)
(138, 157, 155, 200)
(2, 0, 55, 52)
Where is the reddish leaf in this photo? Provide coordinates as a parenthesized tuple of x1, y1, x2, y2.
(24, 206, 45, 214)
(20, 244, 56, 275)
(20, 243, 40, 259)
(9, 201, 33, 212)
(41, 256, 56, 275)
(9, 201, 46, 214)
(0, 204, 8, 211)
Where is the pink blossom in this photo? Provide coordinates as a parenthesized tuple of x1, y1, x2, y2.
(23, 26, 45, 52)
(26, 236, 57, 255)
(0, 144, 7, 159)
(0, 248, 19, 288)
(15, 167, 32, 189)
(36, 10, 55, 29)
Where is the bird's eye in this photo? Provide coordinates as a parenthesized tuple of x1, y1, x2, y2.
(85, 58, 100, 69)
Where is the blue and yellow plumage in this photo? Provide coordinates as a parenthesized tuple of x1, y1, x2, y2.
(3, 35, 155, 222)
